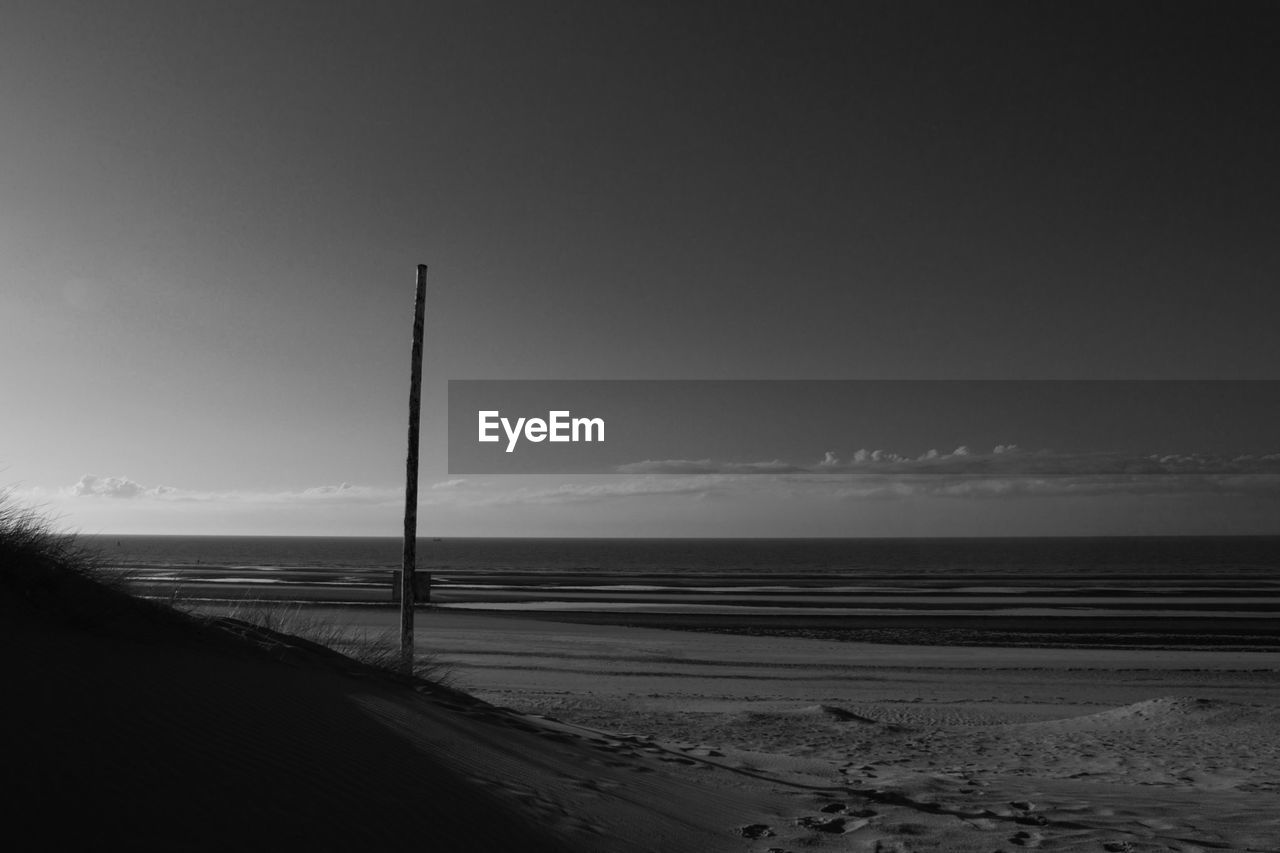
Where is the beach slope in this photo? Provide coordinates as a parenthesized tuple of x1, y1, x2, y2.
(7, 594, 1022, 852)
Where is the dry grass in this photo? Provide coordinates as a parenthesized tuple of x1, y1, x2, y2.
(0, 491, 189, 636)
(221, 598, 457, 685)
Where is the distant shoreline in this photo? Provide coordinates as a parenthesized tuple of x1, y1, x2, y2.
(183, 597, 1280, 652)
(442, 608, 1280, 652)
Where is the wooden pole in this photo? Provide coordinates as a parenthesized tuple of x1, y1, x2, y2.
(401, 264, 428, 674)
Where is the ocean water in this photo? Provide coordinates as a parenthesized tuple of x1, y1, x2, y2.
(86, 534, 1280, 575)
(82, 535, 1280, 618)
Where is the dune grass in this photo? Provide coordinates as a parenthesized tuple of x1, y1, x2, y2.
(0, 492, 191, 637)
(221, 598, 456, 685)
(0, 493, 453, 685)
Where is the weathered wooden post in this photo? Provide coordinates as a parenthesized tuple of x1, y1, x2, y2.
(401, 263, 428, 674)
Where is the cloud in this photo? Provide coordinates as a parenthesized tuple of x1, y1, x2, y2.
(58, 475, 720, 511)
(602, 446, 1280, 505)
(71, 475, 167, 499)
(64, 476, 400, 505)
(430, 479, 470, 489)
(615, 447, 1280, 477)
(616, 459, 803, 475)
(50, 457, 1280, 525)
(259, 483, 399, 504)
(300, 482, 379, 498)
(830, 473, 1280, 501)
(853, 449, 907, 463)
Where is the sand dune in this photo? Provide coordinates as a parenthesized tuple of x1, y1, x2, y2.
(1, 601, 1001, 851)
(10, 591, 1280, 851)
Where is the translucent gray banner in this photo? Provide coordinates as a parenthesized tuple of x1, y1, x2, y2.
(447, 380, 1280, 476)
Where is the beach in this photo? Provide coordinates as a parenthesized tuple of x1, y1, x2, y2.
(3, 541, 1277, 848)
(25, 534, 1267, 849)
(177, 602, 1280, 851)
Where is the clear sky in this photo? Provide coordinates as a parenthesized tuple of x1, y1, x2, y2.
(3, 1, 1278, 536)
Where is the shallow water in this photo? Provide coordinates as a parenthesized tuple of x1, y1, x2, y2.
(88, 535, 1280, 638)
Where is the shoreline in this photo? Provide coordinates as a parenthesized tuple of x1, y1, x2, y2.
(18, 588, 1278, 849)
(178, 593, 1280, 651)
(483, 608, 1280, 651)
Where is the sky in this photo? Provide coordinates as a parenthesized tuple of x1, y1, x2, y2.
(2, 1, 1278, 536)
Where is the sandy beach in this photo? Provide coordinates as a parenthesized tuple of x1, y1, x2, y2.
(3, 538, 1276, 851)
(12, 523, 1280, 851)
(160, 602, 1280, 851)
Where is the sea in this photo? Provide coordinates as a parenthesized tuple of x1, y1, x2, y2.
(81, 535, 1280, 649)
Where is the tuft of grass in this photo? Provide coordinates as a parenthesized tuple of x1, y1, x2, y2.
(220, 598, 457, 686)
(1, 491, 103, 594)
(0, 492, 191, 636)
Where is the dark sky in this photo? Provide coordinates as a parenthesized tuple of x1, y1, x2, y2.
(3, 1, 1278, 533)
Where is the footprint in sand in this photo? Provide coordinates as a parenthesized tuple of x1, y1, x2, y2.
(737, 823, 775, 839)
(796, 816, 850, 833)
(1008, 829, 1042, 848)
